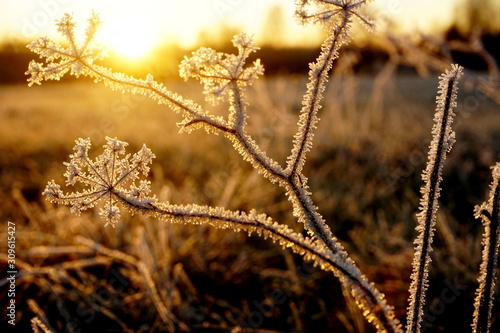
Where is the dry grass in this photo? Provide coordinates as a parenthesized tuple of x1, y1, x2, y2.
(1, 71, 499, 332)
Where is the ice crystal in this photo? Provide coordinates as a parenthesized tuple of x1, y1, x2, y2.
(406, 64, 463, 333)
(43, 137, 156, 227)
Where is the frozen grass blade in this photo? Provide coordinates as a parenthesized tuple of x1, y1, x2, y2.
(472, 163, 500, 333)
(406, 64, 463, 333)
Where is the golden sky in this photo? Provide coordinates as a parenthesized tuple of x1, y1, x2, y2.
(0, 0, 463, 60)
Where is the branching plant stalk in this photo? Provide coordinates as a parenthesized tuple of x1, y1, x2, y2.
(28, 6, 403, 332)
(21, 3, 500, 332)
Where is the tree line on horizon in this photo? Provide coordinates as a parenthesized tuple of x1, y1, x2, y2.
(0, 0, 499, 84)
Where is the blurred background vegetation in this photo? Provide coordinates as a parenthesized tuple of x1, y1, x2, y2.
(1, 0, 500, 332)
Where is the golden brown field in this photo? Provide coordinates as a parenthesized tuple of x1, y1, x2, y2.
(1, 72, 500, 332)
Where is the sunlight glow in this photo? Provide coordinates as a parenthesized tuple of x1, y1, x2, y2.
(0, 0, 472, 51)
(98, 17, 157, 60)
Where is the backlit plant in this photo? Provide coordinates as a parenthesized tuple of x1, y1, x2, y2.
(25, 1, 499, 332)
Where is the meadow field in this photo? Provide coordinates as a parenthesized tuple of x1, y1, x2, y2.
(1, 71, 500, 332)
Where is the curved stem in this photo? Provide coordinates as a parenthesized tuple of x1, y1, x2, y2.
(113, 190, 402, 332)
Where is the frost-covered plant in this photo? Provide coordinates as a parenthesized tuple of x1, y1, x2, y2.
(25, 1, 498, 332)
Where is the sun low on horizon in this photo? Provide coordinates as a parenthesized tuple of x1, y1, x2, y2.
(96, 15, 158, 61)
(78, 1, 294, 61)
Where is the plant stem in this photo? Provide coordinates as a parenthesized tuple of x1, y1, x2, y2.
(406, 65, 463, 333)
(473, 163, 500, 333)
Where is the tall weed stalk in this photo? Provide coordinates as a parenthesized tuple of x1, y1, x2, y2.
(406, 64, 463, 333)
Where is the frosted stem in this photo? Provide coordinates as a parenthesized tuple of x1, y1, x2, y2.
(287, 15, 350, 177)
(84, 64, 229, 133)
(406, 65, 463, 333)
(229, 81, 248, 131)
(112, 190, 402, 333)
(472, 163, 500, 333)
(182, 129, 403, 331)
